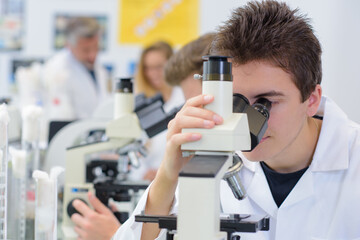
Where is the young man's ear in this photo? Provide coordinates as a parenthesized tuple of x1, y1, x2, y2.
(306, 84, 322, 116)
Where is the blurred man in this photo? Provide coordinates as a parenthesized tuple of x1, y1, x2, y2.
(43, 17, 109, 120)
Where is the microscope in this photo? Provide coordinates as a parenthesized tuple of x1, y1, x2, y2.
(61, 78, 179, 239)
(135, 56, 271, 240)
(93, 92, 180, 224)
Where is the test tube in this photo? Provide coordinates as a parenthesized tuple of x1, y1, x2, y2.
(33, 167, 64, 240)
(21, 105, 43, 176)
(0, 104, 10, 240)
(7, 147, 27, 240)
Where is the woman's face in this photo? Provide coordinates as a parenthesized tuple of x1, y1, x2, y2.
(143, 50, 168, 90)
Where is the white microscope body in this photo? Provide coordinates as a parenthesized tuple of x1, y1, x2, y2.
(61, 78, 142, 239)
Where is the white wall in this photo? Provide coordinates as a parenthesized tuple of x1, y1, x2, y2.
(1, 0, 360, 122)
(285, 0, 360, 124)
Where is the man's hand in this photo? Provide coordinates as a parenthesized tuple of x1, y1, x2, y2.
(71, 191, 121, 240)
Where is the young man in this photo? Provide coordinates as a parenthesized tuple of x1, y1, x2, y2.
(113, 1, 360, 239)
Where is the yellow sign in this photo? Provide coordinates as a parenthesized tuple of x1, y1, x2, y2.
(118, 0, 199, 45)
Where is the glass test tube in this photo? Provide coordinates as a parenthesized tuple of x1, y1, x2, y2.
(0, 104, 10, 240)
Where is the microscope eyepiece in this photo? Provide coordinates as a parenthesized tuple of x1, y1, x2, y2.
(202, 55, 232, 81)
(202, 55, 231, 61)
(252, 98, 272, 120)
(232, 94, 271, 150)
(116, 77, 133, 93)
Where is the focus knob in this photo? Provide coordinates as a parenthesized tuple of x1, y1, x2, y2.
(67, 198, 88, 217)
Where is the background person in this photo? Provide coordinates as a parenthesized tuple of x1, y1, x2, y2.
(164, 32, 216, 99)
(43, 17, 110, 121)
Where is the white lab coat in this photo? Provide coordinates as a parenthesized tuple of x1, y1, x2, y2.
(112, 96, 360, 240)
(42, 49, 109, 120)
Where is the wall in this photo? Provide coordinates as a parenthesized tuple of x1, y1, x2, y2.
(1, 0, 360, 122)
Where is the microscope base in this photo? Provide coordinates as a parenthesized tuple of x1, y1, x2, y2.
(135, 214, 270, 240)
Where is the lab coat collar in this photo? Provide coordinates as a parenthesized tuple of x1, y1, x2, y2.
(310, 96, 350, 172)
(280, 168, 314, 208)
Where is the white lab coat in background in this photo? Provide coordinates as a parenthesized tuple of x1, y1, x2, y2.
(112, 96, 360, 240)
(42, 48, 109, 120)
(128, 87, 185, 181)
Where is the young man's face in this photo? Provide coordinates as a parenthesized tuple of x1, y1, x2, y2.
(232, 61, 311, 165)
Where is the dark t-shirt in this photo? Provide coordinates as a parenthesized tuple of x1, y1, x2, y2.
(260, 161, 308, 207)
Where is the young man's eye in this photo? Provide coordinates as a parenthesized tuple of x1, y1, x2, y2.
(254, 98, 272, 105)
(252, 98, 273, 111)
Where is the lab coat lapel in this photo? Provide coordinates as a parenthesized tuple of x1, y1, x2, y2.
(311, 96, 350, 171)
(246, 164, 278, 218)
(280, 169, 314, 208)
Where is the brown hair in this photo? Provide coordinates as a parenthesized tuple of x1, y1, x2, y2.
(135, 41, 173, 97)
(211, 0, 322, 102)
(165, 33, 216, 86)
(65, 17, 100, 46)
